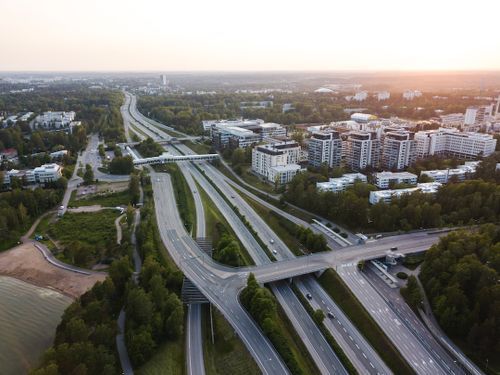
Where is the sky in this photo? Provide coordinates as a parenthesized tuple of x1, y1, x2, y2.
(1, 0, 499, 72)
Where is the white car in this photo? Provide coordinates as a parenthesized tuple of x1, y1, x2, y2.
(272, 250, 277, 255)
(270, 239, 275, 244)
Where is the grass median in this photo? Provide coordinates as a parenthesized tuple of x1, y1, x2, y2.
(319, 269, 415, 375)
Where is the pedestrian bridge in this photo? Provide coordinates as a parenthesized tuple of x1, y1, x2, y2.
(132, 152, 219, 166)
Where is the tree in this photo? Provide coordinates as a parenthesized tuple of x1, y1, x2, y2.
(109, 156, 133, 175)
(126, 204, 134, 228)
(129, 173, 140, 205)
(313, 309, 325, 325)
(83, 164, 94, 185)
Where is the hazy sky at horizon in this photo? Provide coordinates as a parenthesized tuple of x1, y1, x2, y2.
(1, 0, 499, 71)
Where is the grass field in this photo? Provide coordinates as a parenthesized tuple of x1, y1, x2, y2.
(319, 269, 414, 375)
(196, 181, 254, 266)
(136, 338, 185, 375)
(203, 306, 260, 375)
(70, 190, 131, 207)
(183, 140, 212, 155)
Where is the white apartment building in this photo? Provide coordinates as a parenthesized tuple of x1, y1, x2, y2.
(382, 131, 416, 170)
(317, 173, 368, 192)
(308, 130, 342, 168)
(252, 141, 302, 184)
(344, 131, 381, 171)
(33, 111, 76, 129)
(464, 105, 494, 125)
(377, 91, 390, 101)
(202, 118, 264, 132)
(369, 182, 442, 204)
(440, 113, 464, 127)
(420, 161, 479, 184)
(353, 91, 368, 101)
(414, 128, 496, 159)
(403, 90, 422, 100)
(2, 163, 62, 186)
(374, 171, 418, 189)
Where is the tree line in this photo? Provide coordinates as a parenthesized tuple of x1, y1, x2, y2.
(285, 172, 500, 232)
(419, 226, 499, 363)
(240, 274, 305, 375)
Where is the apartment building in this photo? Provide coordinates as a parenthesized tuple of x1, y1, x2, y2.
(402, 90, 422, 100)
(377, 91, 390, 101)
(464, 105, 494, 125)
(374, 171, 418, 189)
(212, 126, 260, 149)
(420, 161, 479, 184)
(381, 131, 416, 170)
(369, 182, 442, 204)
(308, 130, 342, 168)
(344, 131, 380, 171)
(33, 111, 76, 129)
(415, 128, 496, 159)
(316, 173, 368, 192)
(252, 141, 302, 184)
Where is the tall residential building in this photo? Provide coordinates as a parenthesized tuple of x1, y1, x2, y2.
(464, 105, 494, 125)
(160, 74, 168, 86)
(344, 131, 380, 171)
(402, 90, 422, 100)
(382, 131, 416, 170)
(414, 128, 496, 159)
(252, 141, 302, 184)
(353, 91, 368, 101)
(308, 131, 342, 168)
(377, 91, 390, 101)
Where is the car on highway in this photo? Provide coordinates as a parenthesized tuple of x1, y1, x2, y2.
(327, 312, 335, 319)
(272, 249, 277, 255)
(390, 246, 398, 251)
(375, 234, 383, 239)
(269, 239, 275, 244)
(306, 293, 312, 300)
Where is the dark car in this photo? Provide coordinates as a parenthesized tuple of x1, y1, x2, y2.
(327, 312, 334, 319)
(306, 293, 312, 300)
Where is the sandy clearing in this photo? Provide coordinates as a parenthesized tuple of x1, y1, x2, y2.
(0, 243, 106, 299)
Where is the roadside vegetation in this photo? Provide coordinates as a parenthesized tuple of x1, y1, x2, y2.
(419, 226, 500, 372)
(136, 137, 164, 158)
(238, 190, 327, 255)
(134, 176, 186, 373)
(291, 283, 357, 374)
(203, 305, 261, 375)
(240, 274, 320, 375)
(318, 269, 414, 374)
(160, 164, 196, 235)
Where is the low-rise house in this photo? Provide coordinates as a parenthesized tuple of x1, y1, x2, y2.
(317, 173, 368, 193)
(369, 182, 442, 204)
(374, 171, 418, 189)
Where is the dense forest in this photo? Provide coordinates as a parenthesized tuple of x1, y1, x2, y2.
(285, 172, 500, 232)
(31, 257, 133, 375)
(0, 186, 65, 250)
(420, 226, 500, 364)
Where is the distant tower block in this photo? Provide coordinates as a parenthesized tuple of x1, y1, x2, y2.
(496, 95, 500, 119)
(160, 74, 168, 86)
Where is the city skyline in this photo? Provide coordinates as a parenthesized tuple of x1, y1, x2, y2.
(1, 0, 500, 72)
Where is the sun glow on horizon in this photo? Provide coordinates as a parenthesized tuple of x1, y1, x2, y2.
(1, 0, 499, 71)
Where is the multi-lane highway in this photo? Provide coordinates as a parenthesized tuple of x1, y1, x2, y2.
(122, 91, 479, 375)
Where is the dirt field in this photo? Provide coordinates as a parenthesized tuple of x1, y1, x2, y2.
(0, 243, 106, 299)
(97, 181, 129, 193)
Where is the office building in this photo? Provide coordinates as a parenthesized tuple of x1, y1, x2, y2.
(344, 131, 381, 171)
(440, 113, 464, 127)
(212, 126, 260, 149)
(369, 182, 442, 204)
(382, 131, 416, 170)
(308, 130, 342, 168)
(351, 113, 377, 123)
(252, 141, 302, 184)
(374, 171, 418, 189)
(353, 91, 368, 101)
(317, 173, 368, 192)
(33, 111, 76, 130)
(2, 163, 62, 186)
